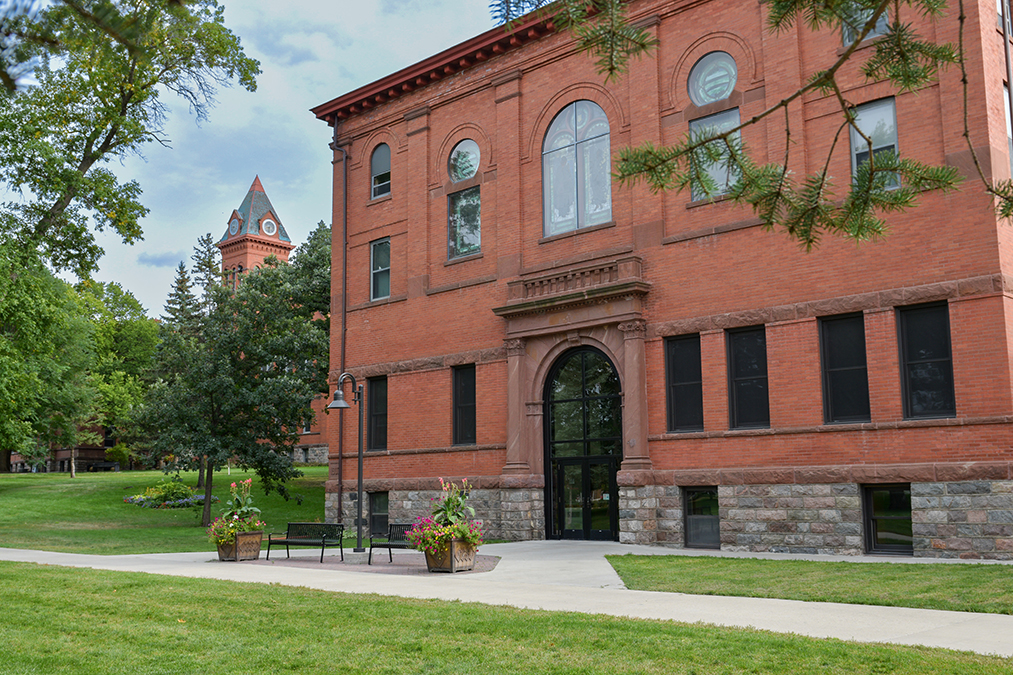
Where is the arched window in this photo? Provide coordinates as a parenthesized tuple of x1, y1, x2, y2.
(447, 139, 481, 259)
(371, 143, 391, 199)
(542, 101, 612, 236)
(687, 52, 740, 200)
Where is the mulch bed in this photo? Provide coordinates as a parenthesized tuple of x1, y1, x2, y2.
(245, 551, 499, 576)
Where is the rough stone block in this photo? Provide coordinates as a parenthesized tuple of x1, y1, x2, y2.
(946, 482, 991, 495)
(988, 510, 1013, 523)
(911, 483, 946, 496)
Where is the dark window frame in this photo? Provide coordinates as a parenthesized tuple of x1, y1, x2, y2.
(683, 486, 721, 550)
(897, 302, 956, 420)
(863, 483, 913, 555)
(665, 334, 704, 432)
(367, 376, 388, 451)
(369, 491, 389, 536)
(819, 313, 871, 424)
(726, 325, 770, 429)
(453, 364, 477, 446)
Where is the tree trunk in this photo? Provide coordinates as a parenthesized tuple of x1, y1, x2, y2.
(0, 450, 9, 474)
(196, 455, 205, 489)
(70, 447, 76, 478)
(201, 463, 214, 527)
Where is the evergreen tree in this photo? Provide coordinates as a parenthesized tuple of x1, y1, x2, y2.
(190, 232, 222, 314)
(161, 262, 198, 333)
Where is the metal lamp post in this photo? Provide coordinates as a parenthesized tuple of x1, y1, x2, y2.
(328, 373, 365, 552)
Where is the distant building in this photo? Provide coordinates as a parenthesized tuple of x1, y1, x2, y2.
(216, 177, 329, 466)
(312, 0, 1013, 558)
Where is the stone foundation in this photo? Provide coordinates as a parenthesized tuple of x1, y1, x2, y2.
(618, 479, 1013, 559)
(324, 482, 544, 542)
(321, 472, 1013, 558)
(718, 484, 863, 555)
(912, 481, 1013, 559)
(291, 443, 328, 465)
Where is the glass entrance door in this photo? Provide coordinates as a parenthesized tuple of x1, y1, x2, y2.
(545, 348, 621, 540)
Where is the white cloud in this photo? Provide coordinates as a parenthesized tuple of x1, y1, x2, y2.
(91, 0, 496, 316)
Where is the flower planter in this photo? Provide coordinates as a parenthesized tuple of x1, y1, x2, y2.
(423, 539, 477, 573)
(217, 530, 263, 561)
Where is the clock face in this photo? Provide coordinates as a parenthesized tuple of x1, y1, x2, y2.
(262, 219, 277, 236)
(229, 218, 239, 235)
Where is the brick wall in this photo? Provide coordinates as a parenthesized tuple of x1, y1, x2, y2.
(318, 0, 1013, 551)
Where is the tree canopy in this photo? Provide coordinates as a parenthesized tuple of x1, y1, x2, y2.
(148, 237, 329, 525)
(0, 0, 260, 277)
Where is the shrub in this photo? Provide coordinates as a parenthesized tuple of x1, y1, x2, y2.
(105, 443, 132, 468)
(123, 478, 218, 509)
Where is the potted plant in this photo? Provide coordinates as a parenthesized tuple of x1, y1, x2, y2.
(207, 479, 265, 561)
(407, 478, 483, 572)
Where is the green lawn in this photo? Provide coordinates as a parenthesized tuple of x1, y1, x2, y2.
(608, 554, 1013, 615)
(0, 467, 330, 554)
(0, 562, 1009, 675)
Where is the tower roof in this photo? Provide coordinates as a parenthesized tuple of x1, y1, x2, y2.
(219, 176, 292, 244)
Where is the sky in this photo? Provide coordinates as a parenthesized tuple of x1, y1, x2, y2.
(87, 0, 497, 317)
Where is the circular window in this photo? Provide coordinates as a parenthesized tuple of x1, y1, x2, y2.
(262, 219, 277, 236)
(448, 139, 480, 182)
(688, 51, 737, 107)
(229, 218, 239, 235)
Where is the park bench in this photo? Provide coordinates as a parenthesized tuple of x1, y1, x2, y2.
(266, 522, 344, 563)
(368, 523, 414, 564)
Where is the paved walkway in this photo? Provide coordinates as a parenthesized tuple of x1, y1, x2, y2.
(2, 541, 1012, 658)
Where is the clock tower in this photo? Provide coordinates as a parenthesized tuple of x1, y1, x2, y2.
(216, 176, 295, 285)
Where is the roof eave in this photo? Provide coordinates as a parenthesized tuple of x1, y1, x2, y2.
(311, 14, 555, 125)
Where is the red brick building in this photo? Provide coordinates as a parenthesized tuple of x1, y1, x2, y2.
(313, 0, 1013, 557)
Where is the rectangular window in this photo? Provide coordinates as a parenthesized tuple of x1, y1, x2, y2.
(850, 98, 899, 187)
(727, 326, 769, 429)
(684, 487, 720, 549)
(369, 491, 389, 536)
(898, 302, 955, 419)
(453, 364, 477, 445)
(863, 484, 913, 555)
(1000, 0, 1011, 33)
(665, 334, 704, 432)
(448, 187, 481, 259)
(370, 238, 390, 301)
(367, 376, 388, 450)
(688, 108, 740, 201)
(841, 2, 889, 45)
(819, 313, 871, 423)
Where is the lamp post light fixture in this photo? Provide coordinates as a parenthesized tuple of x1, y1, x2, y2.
(328, 372, 365, 552)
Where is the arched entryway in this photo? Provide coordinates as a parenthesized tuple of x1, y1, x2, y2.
(543, 347, 621, 540)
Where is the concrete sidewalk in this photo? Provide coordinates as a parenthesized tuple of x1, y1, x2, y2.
(2, 541, 1012, 658)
